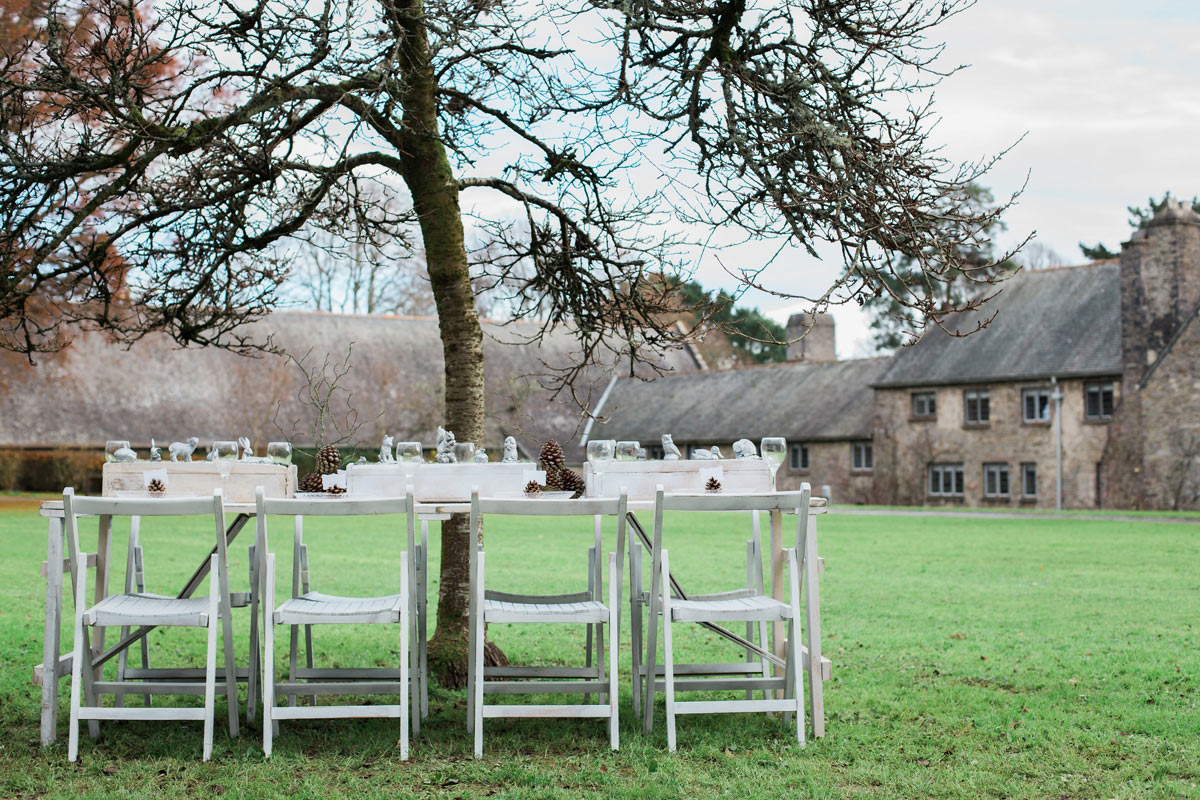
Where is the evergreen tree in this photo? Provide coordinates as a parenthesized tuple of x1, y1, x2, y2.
(1079, 193, 1200, 260)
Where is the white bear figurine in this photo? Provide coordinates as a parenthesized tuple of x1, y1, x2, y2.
(379, 434, 395, 464)
(502, 436, 519, 463)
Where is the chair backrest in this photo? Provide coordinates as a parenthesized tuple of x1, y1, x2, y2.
(254, 486, 418, 581)
(61, 486, 228, 585)
(651, 482, 813, 569)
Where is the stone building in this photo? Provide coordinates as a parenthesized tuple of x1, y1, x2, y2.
(595, 201, 1200, 510)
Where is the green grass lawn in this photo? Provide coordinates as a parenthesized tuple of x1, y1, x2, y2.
(0, 506, 1196, 799)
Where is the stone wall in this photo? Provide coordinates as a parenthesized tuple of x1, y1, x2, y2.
(776, 440, 875, 503)
(1102, 200, 1200, 509)
(1106, 317, 1200, 509)
(872, 380, 1116, 508)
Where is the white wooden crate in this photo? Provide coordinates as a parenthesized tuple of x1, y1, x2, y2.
(346, 462, 543, 501)
(584, 458, 772, 499)
(101, 461, 296, 503)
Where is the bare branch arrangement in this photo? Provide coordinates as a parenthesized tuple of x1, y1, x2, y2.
(272, 344, 366, 456)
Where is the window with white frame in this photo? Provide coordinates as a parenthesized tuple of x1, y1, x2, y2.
(983, 463, 1010, 497)
(911, 391, 937, 419)
(1085, 382, 1115, 420)
(964, 388, 990, 424)
(1021, 462, 1037, 498)
(790, 443, 809, 471)
(1022, 387, 1051, 423)
(851, 441, 873, 471)
(928, 463, 964, 497)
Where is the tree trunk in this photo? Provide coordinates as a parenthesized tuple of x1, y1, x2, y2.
(394, 0, 505, 687)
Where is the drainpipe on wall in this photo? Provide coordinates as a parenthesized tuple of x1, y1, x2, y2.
(1051, 376, 1064, 510)
(578, 374, 620, 448)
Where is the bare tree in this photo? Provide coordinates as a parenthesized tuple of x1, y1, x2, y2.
(1, 0, 1021, 682)
(1021, 242, 1066, 271)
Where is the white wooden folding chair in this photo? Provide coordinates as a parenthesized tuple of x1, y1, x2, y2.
(65, 489, 238, 762)
(110, 515, 260, 719)
(256, 488, 416, 759)
(639, 485, 812, 751)
(467, 490, 626, 757)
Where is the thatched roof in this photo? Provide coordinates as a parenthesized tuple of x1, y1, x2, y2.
(589, 357, 889, 445)
(0, 311, 700, 461)
(874, 262, 1122, 388)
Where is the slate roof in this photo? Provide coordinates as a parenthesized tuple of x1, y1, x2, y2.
(0, 311, 699, 461)
(589, 357, 889, 444)
(873, 262, 1122, 388)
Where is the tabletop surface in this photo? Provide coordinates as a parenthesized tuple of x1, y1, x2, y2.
(39, 494, 826, 518)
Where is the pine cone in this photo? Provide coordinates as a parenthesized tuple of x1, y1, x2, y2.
(326, 484, 347, 495)
(315, 444, 341, 475)
(544, 467, 563, 490)
(539, 440, 565, 472)
(705, 477, 722, 493)
(524, 480, 541, 496)
(560, 467, 586, 499)
(147, 478, 166, 494)
(299, 472, 324, 493)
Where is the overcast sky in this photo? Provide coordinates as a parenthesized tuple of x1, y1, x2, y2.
(751, 0, 1200, 358)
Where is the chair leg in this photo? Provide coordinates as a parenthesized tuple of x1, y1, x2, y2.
(585, 546, 595, 705)
(472, 552, 486, 759)
(203, 555, 219, 762)
(661, 550, 676, 752)
(419, 527, 429, 721)
(304, 625, 316, 705)
(247, 545, 259, 723)
(263, 554, 275, 757)
(288, 624, 299, 708)
(787, 548, 806, 747)
(608, 552, 619, 751)
(630, 541, 643, 718)
(409, 551, 420, 739)
(80, 624, 99, 740)
(220, 580, 240, 739)
(400, 551, 410, 761)
(68, 552, 89, 762)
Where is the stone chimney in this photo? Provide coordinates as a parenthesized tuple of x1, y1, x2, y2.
(785, 312, 836, 362)
(1120, 199, 1200, 377)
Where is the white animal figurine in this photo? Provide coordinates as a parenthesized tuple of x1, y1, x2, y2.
(661, 433, 681, 461)
(356, 456, 368, 465)
(689, 446, 715, 460)
(112, 446, 137, 463)
(732, 438, 758, 459)
(238, 437, 252, 459)
(502, 436, 519, 463)
(168, 437, 200, 462)
(205, 446, 218, 461)
(149, 439, 162, 462)
(436, 426, 457, 463)
(710, 445, 722, 459)
(474, 448, 489, 463)
(379, 434, 396, 464)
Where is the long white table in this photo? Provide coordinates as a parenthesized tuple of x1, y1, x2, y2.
(35, 494, 830, 746)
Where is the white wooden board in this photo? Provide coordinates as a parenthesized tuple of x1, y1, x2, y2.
(584, 458, 772, 499)
(346, 462, 537, 501)
(102, 462, 296, 503)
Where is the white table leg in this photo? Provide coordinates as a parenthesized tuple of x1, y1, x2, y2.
(41, 516, 64, 747)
